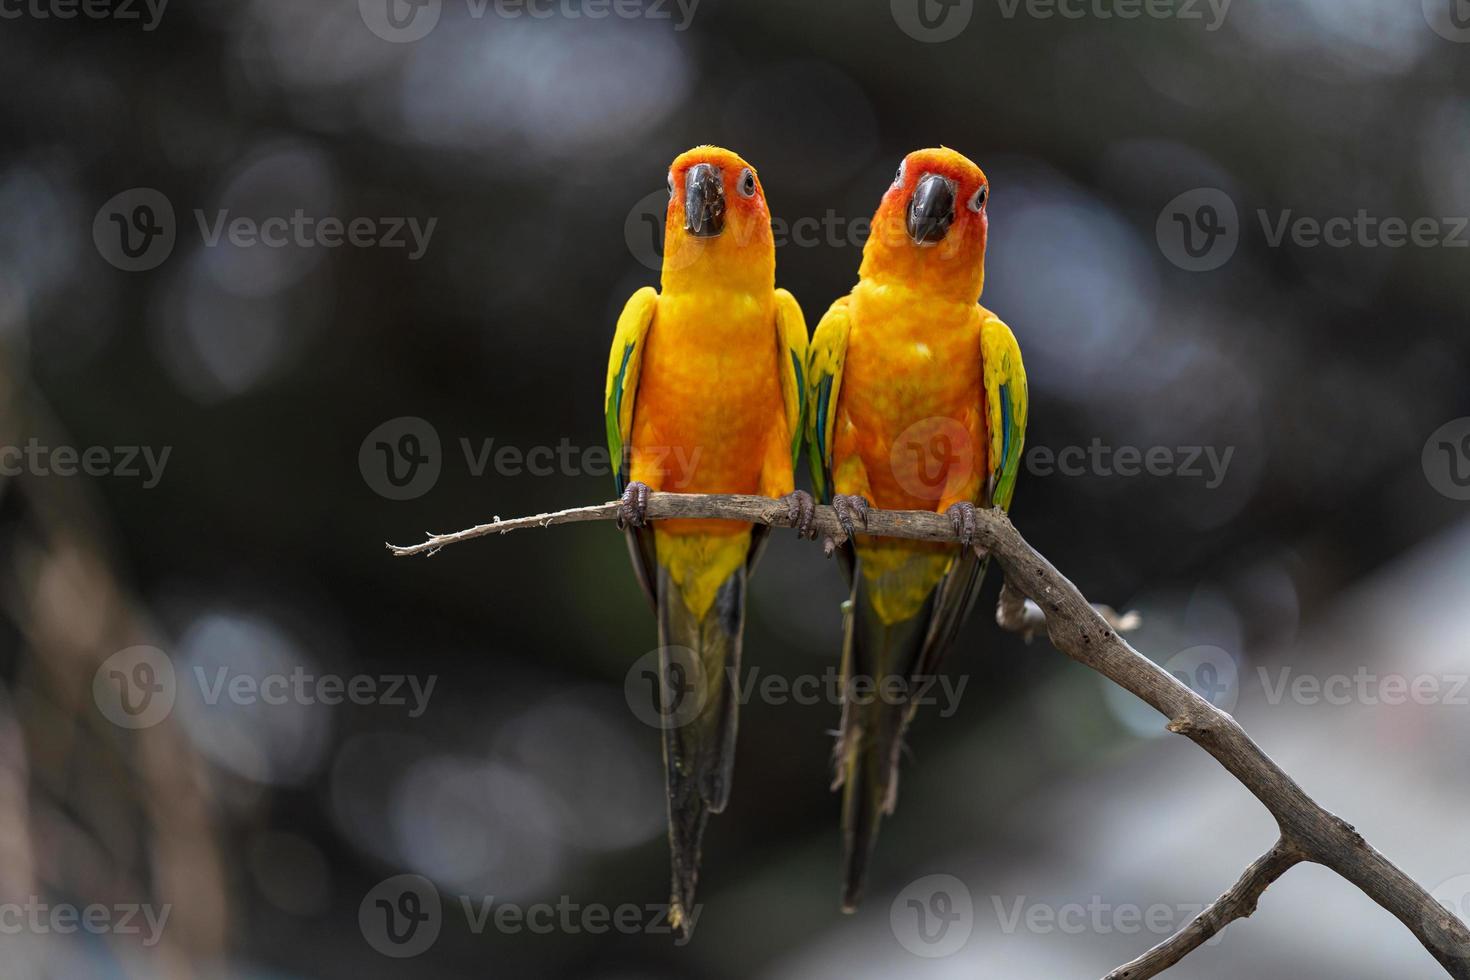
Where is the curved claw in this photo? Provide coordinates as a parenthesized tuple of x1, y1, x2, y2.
(781, 489, 817, 539)
(618, 481, 651, 529)
(946, 501, 978, 549)
(831, 494, 870, 542)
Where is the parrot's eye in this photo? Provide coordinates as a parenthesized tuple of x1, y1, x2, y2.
(968, 184, 988, 213)
(667, 171, 675, 197)
(737, 168, 757, 198)
(893, 161, 906, 187)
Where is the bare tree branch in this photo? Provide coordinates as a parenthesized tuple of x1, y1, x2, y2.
(1102, 838, 1304, 980)
(997, 579, 1140, 641)
(388, 491, 1470, 978)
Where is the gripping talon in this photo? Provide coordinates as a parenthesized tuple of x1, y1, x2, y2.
(946, 501, 978, 549)
(781, 490, 817, 539)
(618, 481, 651, 529)
(832, 494, 870, 542)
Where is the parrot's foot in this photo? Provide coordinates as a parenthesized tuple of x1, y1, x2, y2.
(946, 501, 979, 549)
(780, 490, 817, 539)
(617, 481, 650, 529)
(831, 494, 870, 541)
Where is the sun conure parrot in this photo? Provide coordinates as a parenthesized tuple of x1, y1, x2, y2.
(805, 147, 1028, 911)
(604, 146, 813, 934)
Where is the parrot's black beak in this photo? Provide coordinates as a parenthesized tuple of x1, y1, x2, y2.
(684, 163, 726, 238)
(906, 172, 956, 246)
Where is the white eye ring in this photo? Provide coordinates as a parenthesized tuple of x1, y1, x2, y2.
(737, 168, 757, 198)
(968, 184, 988, 213)
(893, 160, 906, 187)
(667, 171, 675, 197)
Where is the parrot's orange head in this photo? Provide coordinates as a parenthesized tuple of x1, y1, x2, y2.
(862, 147, 989, 301)
(660, 145, 775, 290)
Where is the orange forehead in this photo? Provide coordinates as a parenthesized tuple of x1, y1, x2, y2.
(671, 144, 754, 175)
(900, 147, 986, 187)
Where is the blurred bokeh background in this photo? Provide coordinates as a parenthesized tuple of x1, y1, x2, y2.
(0, 0, 1467, 976)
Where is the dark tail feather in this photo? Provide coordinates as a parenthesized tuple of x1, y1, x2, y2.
(656, 562, 745, 938)
(834, 573, 931, 913)
(918, 550, 991, 681)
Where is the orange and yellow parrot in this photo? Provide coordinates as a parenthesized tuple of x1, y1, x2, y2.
(604, 146, 811, 933)
(806, 147, 1027, 910)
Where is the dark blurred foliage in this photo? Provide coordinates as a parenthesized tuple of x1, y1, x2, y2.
(0, 0, 1466, 977)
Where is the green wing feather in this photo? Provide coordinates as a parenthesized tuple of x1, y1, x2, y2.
(774, 288, 809, 474)
(805, 297, 851, 505)
(604, 286, 659, 607)
(605, 286, 658, 495)
(981, 310, 1028, 511)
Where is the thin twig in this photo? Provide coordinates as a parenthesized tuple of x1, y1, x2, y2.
(387, 491, 1470, 978)
(1102, 838, 1304, 980)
